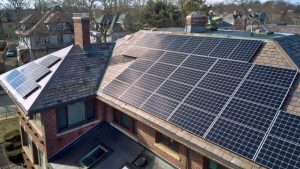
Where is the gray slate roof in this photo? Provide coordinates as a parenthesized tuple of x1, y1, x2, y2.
(29, 43, 115, 114)
(275, 35, 300, 70)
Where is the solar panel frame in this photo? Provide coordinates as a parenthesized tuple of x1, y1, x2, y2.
(206, 118, 265, 160)
(156, 80, 193, 102)
(165, 35, 190, 51)
(29, 65, 51, 82)
(15, 79, 39, 98)
(169, 67, 205, 86)
(120, 86, 152, 108)
(229, 40, 263, 61)
(209, 39, 240, 58)
(4, 70, 21, 82)
(146, 62, 177, 78)
(192, 37, 223, 56)
(128, 59, 155, 72)
(20, 62, 39, 75)
(157, 35, 178, 50)
(102, 80, 131, 98)
(178, 36, 205, 53)
(168, 104, 216, 137)
(116, 69, 143, 84)
(158, 52, 188, 65)
(210, 60, 252, 78)
(134, 74, 165, 92)
(181, 55, 216, 71)
(142, 49, 166, 61)
(39, 55, 61, 68)
(235, 80, 288, 109)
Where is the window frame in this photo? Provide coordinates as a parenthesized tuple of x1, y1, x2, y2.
(56, 99, 96, 132)
(155, 132, 180, 152)
(112, 109, 138, 135)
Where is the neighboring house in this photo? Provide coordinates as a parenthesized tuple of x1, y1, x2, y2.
(16, 6, 74, 63)
(1, 13, 300, 169)
(90, 13, 127, 43)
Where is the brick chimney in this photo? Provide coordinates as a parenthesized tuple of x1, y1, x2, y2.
(73, 13, 90, 48)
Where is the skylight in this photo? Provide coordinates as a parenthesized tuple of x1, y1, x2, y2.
(80, 145, 109, 168)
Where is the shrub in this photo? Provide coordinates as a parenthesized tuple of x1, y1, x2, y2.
(4, 130, 20, 142)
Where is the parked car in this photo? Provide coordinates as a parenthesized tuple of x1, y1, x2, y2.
(6, 48, 17, 57)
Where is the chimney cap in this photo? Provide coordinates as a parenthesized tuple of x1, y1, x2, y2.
(73, 13, 89, 20)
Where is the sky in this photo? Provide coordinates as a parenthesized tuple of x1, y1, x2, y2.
(206, 0, 300, 4)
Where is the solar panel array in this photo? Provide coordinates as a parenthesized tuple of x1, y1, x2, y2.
(3, 55, 61, 98)
(103, 33, 300, 169)
(125, 33, 263, 62)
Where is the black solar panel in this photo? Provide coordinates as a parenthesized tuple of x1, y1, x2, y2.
(16, 79, 39, 98)
(168, 104, 216, 137)
(221, 99, 278, 132)
(269, 111, 300, 144)
(120, 86, 152, 107)
(229, 39, 262, 61)
(158, 52, 188, 65)
(198, 73, 241, 95)
(178, 36, 205, 53)
(146, 62, 177, 78)
(184, 88, 230, 114)
(143, 49, 165, 61)
(157, 35, 177, 49)
(210, 60, 252, 78)
(124, 46, 146, 58)
(169, 68, 205, 86)
(142, 94, 179, 120)
(128, 59, 154, 72)
(209, 39, 240, 58)
(206, 118, 265, 159)
(116, 69, 143, 84)
(235, 81, 287, 108)
(193, 37, 223, 56)
(102, 80, 130, 98)
(5, 70, 21, 82)
(165, 35, 190, 51)
(255, 135, 300, 169)
(156, 80, 192, 101)
(182, 55, 216, 71)
(247, 65, 297, 88)
(39, 55, 61, 68)
(134, 74, 164, 92)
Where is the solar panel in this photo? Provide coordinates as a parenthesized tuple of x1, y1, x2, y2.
(142, 94, 179, 120)
(184, 88, 230, 114)
(181, 55, 216, 71)
(235, 81, 287, 108)
(255, 135, 300, 169)
(156, 80, 192, 101)
(15, 79, 39, 98)
(165, 35, 190, 51)
(128, 59, 154, 72)
(178, 36, 205, 53)
(120, 86, 152, 107)
(206, 118, 265, 159)
(134, 74, 165, 92)
(158, 52, 188, 65)
(229, 39, 262, 61)
(20, 62, 39, 75)
(148, 34, 168, 48)
(192, 37, 223, 56)
(169, 67, 205, 86)
(198, 73, 241, 95)
(102, 80, 130, 98)
(39, 55, 61, 68)
(247, 65, 297, 88)
(116, 69, 143, 84)
(146, 62, 177, 78)
(269, 111, 300, 144)
(29, 66, 51, 82)
(168, 104, 216, 137)
(157, 35, 177, 50)
(124, 46, 146, 58)
(221, 98, 278, 132)
(4, 70, 21, 82)
(210, 60, 252, 78)
(142, 49, 165, 61)
(10, 74, 26, 88)
(209, 39, 240, 58)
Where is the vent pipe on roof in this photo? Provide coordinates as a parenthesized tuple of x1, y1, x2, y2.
(73, 13, 90, 48)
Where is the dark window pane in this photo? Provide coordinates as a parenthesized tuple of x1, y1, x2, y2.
(121, 114, 131, 129)
(157, 133, 179, 152)
(113, 111, 119, 123)
(67, 102, 86, 126)
(133, 120, 138, 134)
(208, 159, 221, 169)
(86, 100, 95, 120)
(56, 107, 67, 130)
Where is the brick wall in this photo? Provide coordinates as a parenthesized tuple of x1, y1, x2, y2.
(253, 41, 293, 69)
(190, 150, 205, 169)
(73, 17, 90, 48)
(42, 99, 104, 157)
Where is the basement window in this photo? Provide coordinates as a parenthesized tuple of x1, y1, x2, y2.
(80, 146, 109, 168)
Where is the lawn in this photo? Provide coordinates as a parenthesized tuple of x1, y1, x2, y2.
(0, 117, 19, 144)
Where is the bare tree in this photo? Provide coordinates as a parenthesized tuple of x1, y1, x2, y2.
(232, 0, 255, 16)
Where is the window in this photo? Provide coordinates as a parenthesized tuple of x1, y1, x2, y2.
(56, 100, 96, 131)
(207, 159, 224, 169)
(50, 35, 58, 45)
(32, 113, 42, 128)
(113, 109, 138, 135)
(63, 34, 72, 44)
(21, 127, 29, 146)
(156, 133, 179, 152)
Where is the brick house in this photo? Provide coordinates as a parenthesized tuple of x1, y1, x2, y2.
(1, 12, 300, 169)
